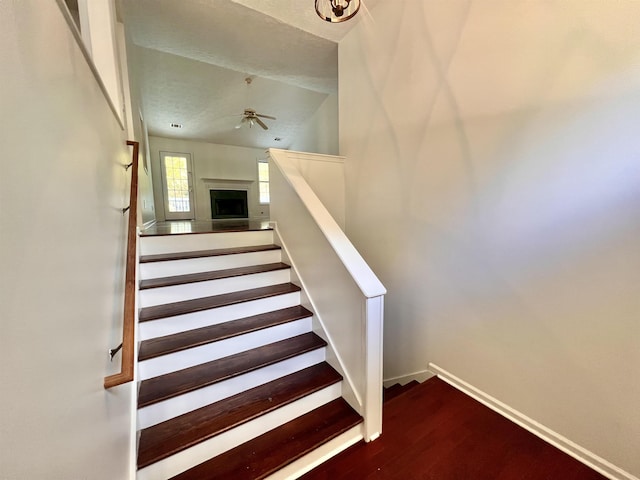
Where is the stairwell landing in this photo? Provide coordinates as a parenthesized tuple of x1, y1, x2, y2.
(135, 222, 363, 480)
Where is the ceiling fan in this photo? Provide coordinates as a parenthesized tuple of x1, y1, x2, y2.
(235, 108, 276, 130)
(233, 77, 276, 131)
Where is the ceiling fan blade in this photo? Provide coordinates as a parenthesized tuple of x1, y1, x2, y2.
(255, 117, 269, 130)
(256, 113, 276, 120)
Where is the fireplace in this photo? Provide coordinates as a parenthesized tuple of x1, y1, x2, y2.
(210, 189, 248, 219)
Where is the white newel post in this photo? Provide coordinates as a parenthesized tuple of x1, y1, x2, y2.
(364, 295, 384, 441)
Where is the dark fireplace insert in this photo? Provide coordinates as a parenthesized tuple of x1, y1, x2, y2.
(210, 189, 248, 219)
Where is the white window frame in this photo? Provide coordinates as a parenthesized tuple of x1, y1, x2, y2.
(258, 159, 270, 205)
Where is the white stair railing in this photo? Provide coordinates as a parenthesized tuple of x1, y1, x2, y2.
(268, 148, 386, 441)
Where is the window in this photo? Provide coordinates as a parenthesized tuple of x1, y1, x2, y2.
(160, 152, 195, 220)
(258, 160, 270, 204)
(164, 155, 191, 212)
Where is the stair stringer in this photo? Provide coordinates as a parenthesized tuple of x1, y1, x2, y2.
(265, 424, 363, 480)
(272, 225, 363, 419)
(129, 229, 143, 480)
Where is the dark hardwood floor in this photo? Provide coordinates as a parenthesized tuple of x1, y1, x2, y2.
(141, 220, 271, 236)
(302, 377, 606, 480)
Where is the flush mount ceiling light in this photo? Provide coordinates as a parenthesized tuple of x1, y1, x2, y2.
(315, 0, 360, 23)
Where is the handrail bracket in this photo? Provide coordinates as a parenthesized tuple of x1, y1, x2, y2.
(109, 343, 123, 361)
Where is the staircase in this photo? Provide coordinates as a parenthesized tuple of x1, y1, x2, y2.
(136, 226, 363, 480)
(383, 380, 420, 403)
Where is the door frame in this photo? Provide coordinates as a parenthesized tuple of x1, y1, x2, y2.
(159, 151, 196, 220)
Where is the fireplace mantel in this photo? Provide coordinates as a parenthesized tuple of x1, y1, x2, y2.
(201, 178, 254, 186)
(201, 179, 255, 220)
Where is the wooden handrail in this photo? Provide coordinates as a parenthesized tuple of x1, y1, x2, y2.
(104, 140, 139, 389)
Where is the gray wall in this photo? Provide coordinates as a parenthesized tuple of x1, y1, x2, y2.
(0, 2, 133, 478)
(339, 0, 640, 476)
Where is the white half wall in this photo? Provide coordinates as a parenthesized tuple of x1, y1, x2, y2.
(339, 0, 640, 477)
(148, 136, 269, 222)
(0, 2, 133, 479)
(271, 149, 346, 229)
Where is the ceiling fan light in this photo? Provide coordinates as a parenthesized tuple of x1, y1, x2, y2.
(315, 0, 360, 23)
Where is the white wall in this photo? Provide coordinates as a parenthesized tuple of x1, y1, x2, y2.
(0, 2, 133, 479)
(121, 23, 156, 226)
(289, 93, 339, 155)
(339, 0, 640, 476)
(148, 136, 269, 221)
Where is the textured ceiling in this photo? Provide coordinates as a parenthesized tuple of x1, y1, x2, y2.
(122, 0, 379, 150)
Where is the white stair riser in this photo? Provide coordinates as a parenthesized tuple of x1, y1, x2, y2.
(139, 317, 313, 379)
(139, 292, 301, 340)
(140, 249, 282, 280)
(137, 348, 326, 429)
(136, 383, 342, 480)
(139, 269, 291, 307)
(266, 425, 363, 480)
(140, 231, 274, 256)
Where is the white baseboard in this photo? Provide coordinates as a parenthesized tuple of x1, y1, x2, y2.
(428, 363, 638, 480)
(383, 369, 434, 388)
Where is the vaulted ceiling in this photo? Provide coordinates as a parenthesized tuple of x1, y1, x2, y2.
(122, 0, 380, 150)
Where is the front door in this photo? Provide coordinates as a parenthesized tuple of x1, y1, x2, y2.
(160, 151, 195, 220)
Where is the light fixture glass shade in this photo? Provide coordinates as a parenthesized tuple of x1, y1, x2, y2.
(315, 0, 361, 23)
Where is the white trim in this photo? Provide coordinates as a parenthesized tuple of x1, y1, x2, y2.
(54, 0, 125, 129)
(266, 424, 363, 480)
(279, 149, 346, 164)
(200, 178, 255, 184)
(428, 364, 638, 480)
(363, 295, 383, 441)
(257, 159, 271, 205)
(125, 234, 142, 479)
(383, 369, 434, 388)
(160, 151, 196, 220)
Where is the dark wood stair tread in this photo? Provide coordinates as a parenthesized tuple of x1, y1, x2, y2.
(384, 383, 403, 402)
(139, 283, 301, 322)
(140, 244, 281, 263)
(138, 332, 326, 408)
(170, 398, 362, 480)
(384, 380, 421, 403)
(137, 362, 342, 469)
(139, 305, 313, 361)
(140, 262, 290, 290)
